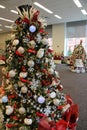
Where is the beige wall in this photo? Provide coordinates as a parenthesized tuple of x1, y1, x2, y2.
(0, 32, 11, 50)
(52, 23, 65, 55)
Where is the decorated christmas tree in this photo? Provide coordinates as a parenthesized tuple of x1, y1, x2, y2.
(70, 40, 86, 73)
(0, 5, 78, 130)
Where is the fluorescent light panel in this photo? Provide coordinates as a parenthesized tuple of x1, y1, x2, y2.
(34, 2, 53, 14)
(0, 17, 14, 23)
(10, 10, 18, 14)
(81, 9, 87, 15)
(54, 15, 62, 19)
(5, 25, 12, 28)
(0, 5, 6, 8)
(73, 0, 82, 8)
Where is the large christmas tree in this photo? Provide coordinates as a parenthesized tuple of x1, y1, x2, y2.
(0, 5, 78, 130)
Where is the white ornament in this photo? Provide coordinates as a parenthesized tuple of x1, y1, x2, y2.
(19, 72, 28, 78)
(27, 60, 34, 67)
(48, 68, 54, 74)
(9, 70, 16, 77)
(21, 86, 28, 93)
(37, 48, 44, 58)
(41, 38, 48, 45)
(53, 99, 60, 106)
(37, 33, 42, 43)
(13, 39, 19, 46)
(17, 46, 25, 54)
(50, 92, 56, 98)
(6, 106, 14, 115)
(19, 107, 26, 114)
(24, 118, 32, 125)
(29, 25, 36, 33)
(29, 40, 36, 48)
(51, 80, 57, 86)
(55, 71, 59, 77)
(38, 96, 45, 104)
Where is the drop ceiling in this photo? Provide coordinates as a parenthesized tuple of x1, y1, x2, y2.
(0, 0, 87, 33)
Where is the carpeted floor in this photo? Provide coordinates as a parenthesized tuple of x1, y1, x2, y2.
(56, 64, 87, 130)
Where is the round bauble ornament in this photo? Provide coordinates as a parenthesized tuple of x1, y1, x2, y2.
(53, 98, 60, 106)
(24, 118, 32, 125)
(29, 40, 36, 48)
(38, 96, 45, 104)
(21, 86, 28, 93)
(48, 68, 54, 74)
(29, 25, 36, 33)
(50, 92, 56, 98)
(13, 39, 19, 46)
(6, 105, 14, 115)
(37, 48, 44, 58)
(9, 70, 16, 77)
(41, 38, 48, 45)
(2, 96, 8, 103)
(17, 46, 25, 54)
(18, 81, 24, 87)
(27, 60, 34, 67)
(58, 84, 63, 91)
(19, 107, 26, 114)
(19, 72, 28, 78)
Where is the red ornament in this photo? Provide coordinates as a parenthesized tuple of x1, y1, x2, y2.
(6, 123, 18, 128)
(36, 112, 46, 117)
(15, 50, 24, 57)
(20, 78, 30, 83)
(27, 49, 36, 54)
(21, 66, 26, 72)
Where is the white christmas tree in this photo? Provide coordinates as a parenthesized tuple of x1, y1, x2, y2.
(0, 5, 78, 130)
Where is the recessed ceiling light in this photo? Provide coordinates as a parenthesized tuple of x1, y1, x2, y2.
(73, 0, 82, 8)
(34, 2, 53, 14)
(81, 9, 87, 15)
(10, 10, 18, 14)
(54, 15, 62, 19)
(0, 5, 6, 9)
(0, 17, 14, 23)
(0, 24, 2, 26)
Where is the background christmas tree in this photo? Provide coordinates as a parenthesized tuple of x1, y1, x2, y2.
(70, 40, 86, 73)
(0, 5, 78, 130)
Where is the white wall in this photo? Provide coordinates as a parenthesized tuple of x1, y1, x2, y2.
(52, 23, 65, 55)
